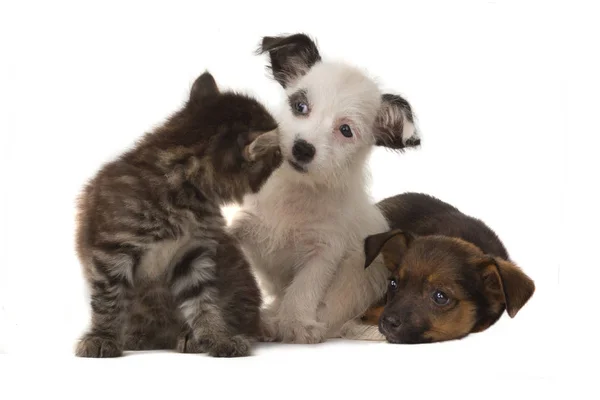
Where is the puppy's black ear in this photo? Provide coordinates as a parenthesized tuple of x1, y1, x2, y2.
(364, 229, 413, 271)
(258, 33, 321, 88)
(479, 257, 535, 318)
(190, 71, 219, 103)
(374, 94, 421, 150)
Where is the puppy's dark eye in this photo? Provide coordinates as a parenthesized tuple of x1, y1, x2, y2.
(294, 102, 309, 115)
(388, 278, 398, 291)
(339, 124, 353, 138)
(432, 290, 450, 306)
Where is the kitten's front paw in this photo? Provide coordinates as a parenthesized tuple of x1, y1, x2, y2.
(75, 334, 122, 358)
(248, 134, 283, 174)
(176, 332, 208, 354)
(207, 334, 252, 357)
(279, 319, 327, 344)
(246, 129, 281, 162)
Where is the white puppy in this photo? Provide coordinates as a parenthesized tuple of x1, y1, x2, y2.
(229, 34, 421, 343)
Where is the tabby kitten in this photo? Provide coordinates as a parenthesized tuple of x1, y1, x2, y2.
(75, 71, 281, 358)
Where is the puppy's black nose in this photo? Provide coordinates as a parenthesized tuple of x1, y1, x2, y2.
(292, 139, 315, 163)
(382, 316, 402, 331)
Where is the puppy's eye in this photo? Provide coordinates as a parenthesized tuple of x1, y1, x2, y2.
(388, 278, 398, 291)
(339, 124, 353, 138)
(432, 290, 450, 306)
(294, 102, 309, 115)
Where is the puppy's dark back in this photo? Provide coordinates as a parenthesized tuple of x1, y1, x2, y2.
(377, 193, 509, 260)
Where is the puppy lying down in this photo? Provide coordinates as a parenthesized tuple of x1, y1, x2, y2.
(342, 192, 535, 344)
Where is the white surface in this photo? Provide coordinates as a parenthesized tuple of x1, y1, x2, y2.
(0, 0, 597, 396)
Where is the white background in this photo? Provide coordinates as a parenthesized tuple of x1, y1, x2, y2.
(0, 0, 598, 398)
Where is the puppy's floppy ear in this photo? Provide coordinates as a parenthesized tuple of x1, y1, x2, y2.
(373, 94, 421, 150)
(478, 257, 535, 318)
(190, 71, 219, 103)
(364, 229, 413, 271)
(258, 33, 321, 88)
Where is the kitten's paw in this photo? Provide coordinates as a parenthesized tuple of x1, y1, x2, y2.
(176, 332, 208, 354)
(75, 334, 122, 358)
(207, 335, 252, 357)
(279, 319, 327, 344)
(247, 129, 281, 162)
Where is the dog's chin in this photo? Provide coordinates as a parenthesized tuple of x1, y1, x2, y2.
(384, 336, 403, 344)
(288, 159, 308, 173)
(380, 325, 429, 345)
(384, 335, 425, 345)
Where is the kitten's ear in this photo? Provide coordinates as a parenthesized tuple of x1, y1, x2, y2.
(258, 33, 321, 88)
(190, 71, 219, 103)
(364, 229, 414, 271)
(478, 257, 535, 318)
(373, 94, 421, 150)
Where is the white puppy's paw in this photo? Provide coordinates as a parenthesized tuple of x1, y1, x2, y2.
(339, 320, 356, 338)
(278, 319, 327, 344)
(258, 307, 280, 342)
(339, 320, 386, 341)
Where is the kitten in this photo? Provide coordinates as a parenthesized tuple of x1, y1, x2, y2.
(75, 71, 281, 357)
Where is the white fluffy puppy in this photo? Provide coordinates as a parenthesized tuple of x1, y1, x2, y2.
(230, 33, 421, 343)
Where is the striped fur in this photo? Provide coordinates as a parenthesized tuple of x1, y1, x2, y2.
(75, 72, 281, 357)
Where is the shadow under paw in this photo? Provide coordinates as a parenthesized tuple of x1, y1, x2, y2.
(76, 334, 123, 358)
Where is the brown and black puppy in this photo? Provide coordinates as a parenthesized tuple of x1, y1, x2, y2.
(362, 192, 535, 344)
(75, 71, 281, 358)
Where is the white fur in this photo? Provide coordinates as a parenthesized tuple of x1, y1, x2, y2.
(402, 120, 417, 144)
(278, 62, 382, 188)
(230, 59, 417, 343)
(340, 319, 386, 341)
